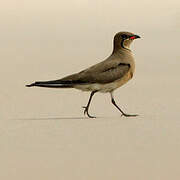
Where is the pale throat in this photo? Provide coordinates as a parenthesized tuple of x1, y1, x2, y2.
(123, 39, 133, 50)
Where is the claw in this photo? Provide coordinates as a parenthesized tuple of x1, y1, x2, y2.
(82, 106, 96, 118)
(121, 113, 138, 117)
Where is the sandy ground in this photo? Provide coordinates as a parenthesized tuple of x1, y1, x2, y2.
(0, 0, 180, 179)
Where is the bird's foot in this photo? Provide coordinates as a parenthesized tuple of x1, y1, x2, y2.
(82, 106, 96, 118)
(121, 113, 138, 117)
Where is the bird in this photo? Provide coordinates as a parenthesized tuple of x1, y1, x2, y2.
(26, 31, 140, 118)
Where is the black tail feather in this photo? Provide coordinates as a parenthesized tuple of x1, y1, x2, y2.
(26, 83, 36, 87)
(26, 81, 73, 88)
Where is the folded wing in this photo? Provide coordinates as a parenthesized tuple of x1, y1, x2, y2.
(61, 62, 130, 84)
(26, 62, 130, 88)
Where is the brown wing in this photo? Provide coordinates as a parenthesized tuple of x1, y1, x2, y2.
(60, 63, 130, 84)
(32, 58, 131, 86)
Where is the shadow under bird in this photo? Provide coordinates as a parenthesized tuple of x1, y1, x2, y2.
(26, 31, 141, 118)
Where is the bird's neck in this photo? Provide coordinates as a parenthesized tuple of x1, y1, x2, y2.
(112, 46, 132, 55)
(113, 41, 131, 54)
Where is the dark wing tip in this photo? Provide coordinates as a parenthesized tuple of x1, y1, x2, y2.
(26, 83, 35, 87)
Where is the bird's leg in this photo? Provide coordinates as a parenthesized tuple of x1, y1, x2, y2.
(82, 91, 97, 118)
(110, 92, 138, 117)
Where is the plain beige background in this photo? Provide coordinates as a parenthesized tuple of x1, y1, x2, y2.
(0, 0, 180, 179)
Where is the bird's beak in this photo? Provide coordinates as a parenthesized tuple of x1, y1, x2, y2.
(129, 35, 141, 40)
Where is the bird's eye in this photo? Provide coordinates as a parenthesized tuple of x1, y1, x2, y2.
(121, 34, 128, 39)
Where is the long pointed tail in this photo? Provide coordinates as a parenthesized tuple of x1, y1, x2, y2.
(26, 80, 73, 88)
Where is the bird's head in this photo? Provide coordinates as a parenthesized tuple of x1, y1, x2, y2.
(113, 32, 140, 51)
